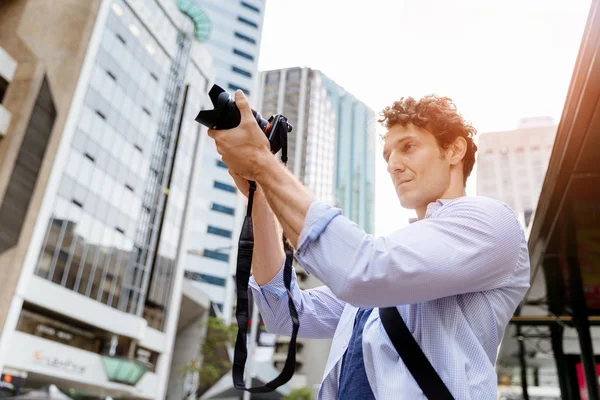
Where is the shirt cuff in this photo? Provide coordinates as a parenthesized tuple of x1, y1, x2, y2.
(296, 202, 342, 264)
(249, 261, 291, 301)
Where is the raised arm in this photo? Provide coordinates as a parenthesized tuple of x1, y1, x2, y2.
(293, 197, 529, 308)
(230, 172, 345, 339)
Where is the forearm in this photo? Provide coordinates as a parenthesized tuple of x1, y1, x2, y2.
(249, 266, 345, 339)
(251, 189, 286, 285)
(254, 155, 314, 248)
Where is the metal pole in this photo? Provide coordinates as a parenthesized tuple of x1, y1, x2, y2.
(516, 326, 530, 400)
(242, 300, 260, 400)
(565, 203, 600, 400)
(543, 255, 574, 400)
(550, 324, 574, 400)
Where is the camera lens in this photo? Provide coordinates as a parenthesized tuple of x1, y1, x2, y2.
(196, 84, 269, 132)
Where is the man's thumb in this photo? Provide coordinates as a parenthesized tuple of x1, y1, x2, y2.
(234, 90, 253, 119)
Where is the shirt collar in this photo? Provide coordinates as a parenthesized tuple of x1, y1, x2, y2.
(424, 199, 454, 219)
(408, 199, 456, 224)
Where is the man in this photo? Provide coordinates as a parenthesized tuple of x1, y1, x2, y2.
(208, 91, 530, 399)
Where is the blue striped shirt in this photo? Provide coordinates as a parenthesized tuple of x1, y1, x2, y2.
(249, 196, 530, 399)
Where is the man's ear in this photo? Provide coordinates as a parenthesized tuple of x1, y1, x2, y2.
(447, 137, 467, 166)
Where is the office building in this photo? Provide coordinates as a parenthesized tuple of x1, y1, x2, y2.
(0, 0, 216, 398)
(258, 67, 337, 205)
(476, 117, 557, 228)
(257, 67, 377, 229)
(257, 67, 377, 392)
(181, 0, 266, 324)
(321, 74, 377, 234)
(195, 0, 265, 97)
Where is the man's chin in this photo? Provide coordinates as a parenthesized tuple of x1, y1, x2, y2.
(398, 196, 417, 210)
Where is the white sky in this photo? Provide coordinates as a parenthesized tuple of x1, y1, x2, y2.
(257, 0, 592, 236)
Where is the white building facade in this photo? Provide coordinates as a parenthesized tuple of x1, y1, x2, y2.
(476, 117, 557, 229)
(182, 0, 266, 323)
(0, 0, 216, 398)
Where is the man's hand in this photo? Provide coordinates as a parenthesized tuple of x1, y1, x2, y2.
(208, 90, 273, 181)
(207, 90, 313, 249)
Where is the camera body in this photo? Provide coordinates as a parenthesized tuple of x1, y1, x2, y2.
(195, 84, 293, 154)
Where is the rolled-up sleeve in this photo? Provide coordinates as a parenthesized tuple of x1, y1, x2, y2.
(294, 197, 527, 308)
(249, 262, 345, 339)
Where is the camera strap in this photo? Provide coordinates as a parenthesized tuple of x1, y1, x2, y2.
(379, 307, 455, 399)
(232, 132, 299, 393)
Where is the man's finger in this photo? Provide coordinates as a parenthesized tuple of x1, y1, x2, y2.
(234, 90, 254, 122)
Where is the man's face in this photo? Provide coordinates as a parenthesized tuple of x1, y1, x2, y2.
(382, 123, 453, 212)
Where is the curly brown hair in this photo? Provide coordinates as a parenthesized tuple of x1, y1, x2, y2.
(378, 95, 478, 185)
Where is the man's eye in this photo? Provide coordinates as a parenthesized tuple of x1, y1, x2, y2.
(405, 144, 415, 151)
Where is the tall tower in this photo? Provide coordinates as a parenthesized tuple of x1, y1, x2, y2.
(0, 0, 216, 398)
(257, 67, 377, 393)
(321, 74, 377, 234)
(181, 0, 267, 324)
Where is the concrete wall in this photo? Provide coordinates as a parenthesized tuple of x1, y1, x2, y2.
(167, 312, 208, 400)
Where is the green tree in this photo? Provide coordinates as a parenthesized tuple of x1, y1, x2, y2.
(180, 316, 237, 396)
(282, 387, 313, 400)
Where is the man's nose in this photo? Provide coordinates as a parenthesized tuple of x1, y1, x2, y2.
(387, 154, 405, 174)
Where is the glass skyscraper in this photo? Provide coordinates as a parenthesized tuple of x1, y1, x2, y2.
(257, 66, 377, 393)
(321, 74, 377, 234)
(33, 0, 195, 331)
(182, 0, 266, 322)
(259, 68, 377, 232)
(0, 0, 215, 397)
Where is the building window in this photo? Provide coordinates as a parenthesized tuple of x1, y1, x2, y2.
(228, 83, 250, 95)
(216, 160, 228, 168)
(0, 76, 8, 103)
(241, 1, 260, 13)
(207, 225, 232, 238)
(214, 181, 237, 193)
(234, 31, 256, 44)
(233, 48, 254, 61)
(16, 309, 98, 352)
(237, 16, 258, 28)
(211, 203, 235, 215)
(232, 66, 252, 78)
(203, 249, 230, 262)
(184, 271, 226, 286)
(116, 33, 126, 45)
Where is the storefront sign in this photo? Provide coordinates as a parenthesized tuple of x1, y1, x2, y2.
(33, 350, 86, 374)
(7, 332, 158, 399)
